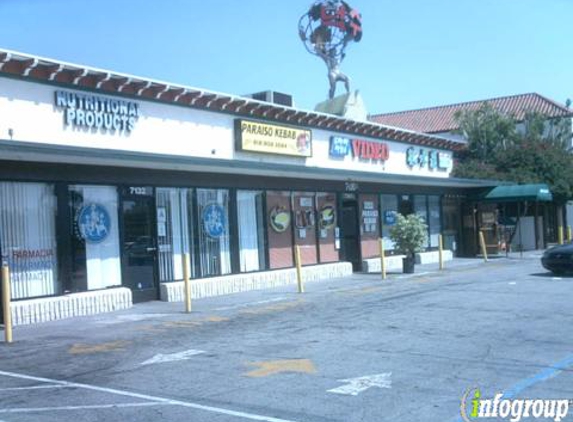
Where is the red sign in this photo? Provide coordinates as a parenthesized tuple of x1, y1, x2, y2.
(351, 139, 389, 161)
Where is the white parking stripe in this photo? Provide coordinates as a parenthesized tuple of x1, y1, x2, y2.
(0, 370, 298, 422)
(0, 385, 68, 391)
(0, 402, 170, 413)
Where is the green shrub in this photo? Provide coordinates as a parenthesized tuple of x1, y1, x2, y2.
(389, 214, 428, 258)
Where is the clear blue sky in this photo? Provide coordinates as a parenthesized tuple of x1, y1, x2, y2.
(1, 0, 570, 114)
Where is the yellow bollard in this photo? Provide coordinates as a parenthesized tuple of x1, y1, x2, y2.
(558, 226, 564, 245)
(183, 253, 192, 313)
(479, 230, 488, 262)
(295, 245, 304, 293)
(438, 234, 444, 270)
(379, 238, 387, 280)
(568, 226, 572, 243)
(2, 264, 13, 343)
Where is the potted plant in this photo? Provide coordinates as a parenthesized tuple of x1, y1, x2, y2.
(389, 213, 428, 274)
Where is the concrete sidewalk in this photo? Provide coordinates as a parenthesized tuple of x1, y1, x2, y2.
(1, 250, 547, 345)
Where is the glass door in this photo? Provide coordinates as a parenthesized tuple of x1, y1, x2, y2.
(121, 187, 158, 302)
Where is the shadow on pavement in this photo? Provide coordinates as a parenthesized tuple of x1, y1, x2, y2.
(530, 272, 573, 278)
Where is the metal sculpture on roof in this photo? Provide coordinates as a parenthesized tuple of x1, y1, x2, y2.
(298, 0, 363, 99)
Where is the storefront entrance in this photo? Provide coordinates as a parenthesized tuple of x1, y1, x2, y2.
(341, 199, 361, 271)
(121, 187, 158, 302)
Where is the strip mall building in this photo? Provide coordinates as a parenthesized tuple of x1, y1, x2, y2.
(0, 49, 530, 324)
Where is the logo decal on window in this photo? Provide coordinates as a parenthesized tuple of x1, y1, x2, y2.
(77, 203, 111, 244)
(202, 203, 226, 239)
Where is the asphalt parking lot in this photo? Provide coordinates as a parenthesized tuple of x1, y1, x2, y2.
(1, 253, 572, 422)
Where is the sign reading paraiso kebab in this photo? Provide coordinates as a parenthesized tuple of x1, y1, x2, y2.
(55, 91, 139, 133)
(235, 119, 312, 157)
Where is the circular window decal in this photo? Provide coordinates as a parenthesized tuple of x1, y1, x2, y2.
(202, 203, 226, 238)
(319, 205, 336, 229)
(77, 203, 111, 244)
(269, 206, 291, 233)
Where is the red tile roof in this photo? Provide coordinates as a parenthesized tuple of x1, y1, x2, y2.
(370, 93, 573, 134)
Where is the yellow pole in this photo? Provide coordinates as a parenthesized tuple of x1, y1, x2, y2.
(379, 238, 387, 280)
(183, 253, 192, 313)
(479, 230, 488, 262)
(558, 226, 564, 245)
(568, 226, 572, 243)
(438, 234, 444, 270)
(2, 264, 13, 343)
(295, 245, 304, 293)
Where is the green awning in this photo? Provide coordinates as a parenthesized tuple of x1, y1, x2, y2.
(481, 184, 553, 203)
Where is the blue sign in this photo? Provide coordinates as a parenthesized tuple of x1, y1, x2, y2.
(78, 203, 111, 244)
(384, 210, 397, 225)
(202, 203, 226, 238)
(329, 136, 352, 158)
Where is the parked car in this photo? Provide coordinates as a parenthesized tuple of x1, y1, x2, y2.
(541, 244, 573, 274)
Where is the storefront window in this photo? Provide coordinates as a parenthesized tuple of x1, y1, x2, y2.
(428, 195, 442, 248)
(237, 190, 267, 272)
(156, 188, 195, 281)
(196, 189, 231, 277)
(316, 192, 338, 263)
(443, 196, 460, 253)
(0, 182, 58, 299)
(359, 194, 380, 259)
(414, 195, 430, 248)
(266, 191, 294, 269)
(380, 194, 398, 251)
(69, 185, 121, 291)
(293, 192, 318, 265)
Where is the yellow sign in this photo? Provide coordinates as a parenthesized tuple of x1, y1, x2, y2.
(236, 119, 312, 157)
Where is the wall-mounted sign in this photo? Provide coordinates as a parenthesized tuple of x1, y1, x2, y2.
(77, 203, 111, 243)
(55, 91, 139, 133)
(202, 203, 226, 238)
(330, 136, 352, 157)
(269, 206, 291, 233)
(406, 147, 451, 171)
(345, 182, 359, 192)
(235, 119, 312, 157)
(329, 136, 389, 162)
(128, 186, 153, 196)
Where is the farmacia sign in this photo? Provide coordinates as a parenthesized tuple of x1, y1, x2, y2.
(55, 91, 139, 133)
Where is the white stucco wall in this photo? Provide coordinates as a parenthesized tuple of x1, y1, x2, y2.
(0, 78, 454, 178)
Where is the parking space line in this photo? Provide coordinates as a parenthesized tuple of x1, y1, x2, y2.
(0, 370, 299, 422)
(449, 353, 573, 422)
(0, 402, 171, 413)
(0, 385, 69, 391)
